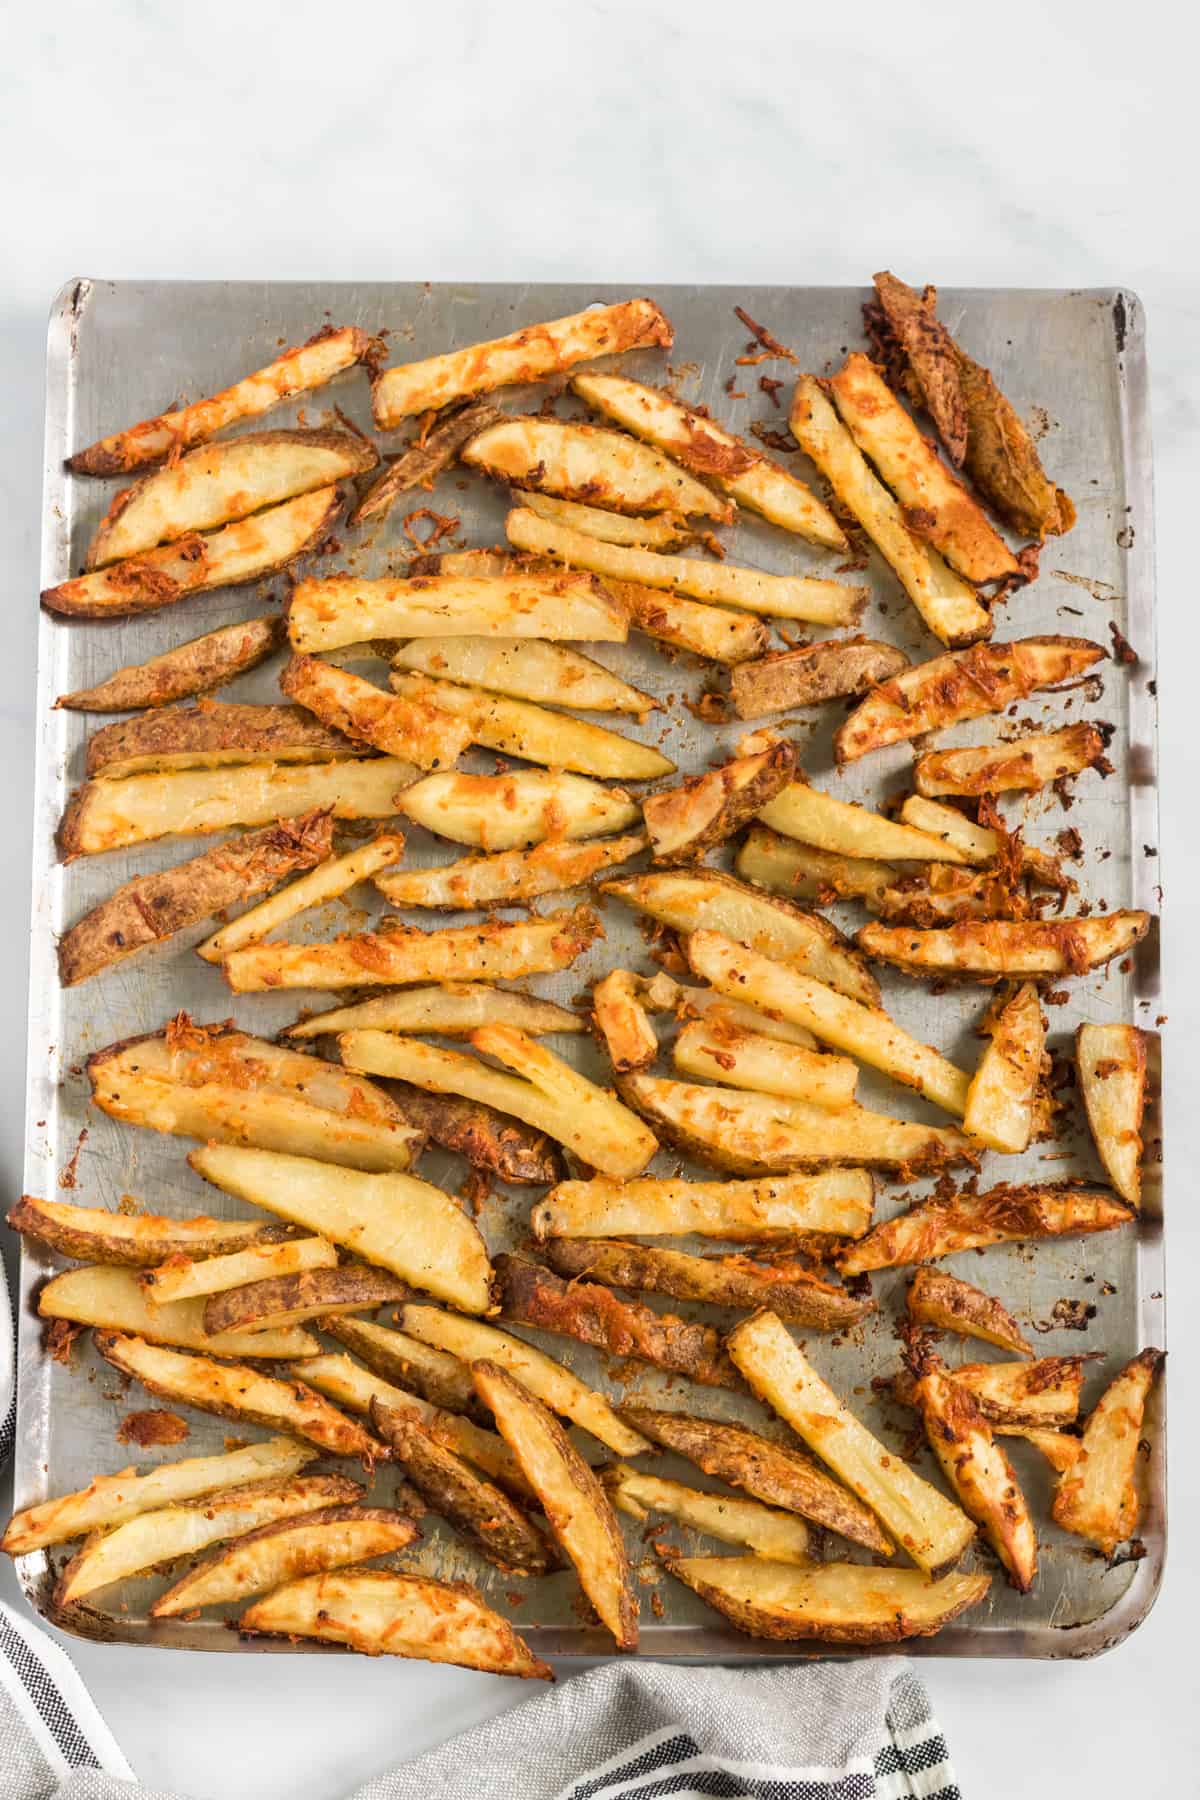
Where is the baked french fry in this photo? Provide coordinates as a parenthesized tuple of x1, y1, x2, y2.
(615, 579, 769, 664)
(202, 1266, 414, 1337)
(287, 571, 628, 654)
(56, 616, 285, 713)
(602, 1466, 813, 1563)
(391, 634, 655, 713)
(280, 656, 471, 769)
(915, 1359, 1036, 1591)
(856, 913, 1150, 979)
(591, 969, 659, 1073)
(324, 1317, 490, 1423)
(399, 769, 640, 849)
(1051, 1349, 1164, 1554)
(283, 983, 582, 1042)
(839, 1181, 1132, 1275)
(756, 779, 972, 865)
(139, 1236, 336, 1306)
(737, 826, 896, 910)
(659, 1553, 989, 1643)
(962, 982, 1044, 1152)
(897, 794, 1072, 891)
(6, 1195, 284, 1270)
(197, 832, 406, 962)
(873, 865, 1030, 929)
(951, 1358, 1090, 1428)
(349, 400, 500, 525)
(672, 1019, 858, 1111)
(642, 743, 794, 862)
(531, 1168, 874, 1242)
(730, 638, 909, 720)
(38, 1266, 317, 1360)
(83, 702, 356, 780)
(1077, 1023, 1147, 1209)
(644, 971, 820, 1051)
(464, 416, 730, 520)
(517, 491, 692, 549)
(907, 1268, 1032, 1357)
(914, 724, 1108, 798)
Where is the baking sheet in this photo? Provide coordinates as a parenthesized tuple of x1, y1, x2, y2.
(15, 280, 1164, 1659)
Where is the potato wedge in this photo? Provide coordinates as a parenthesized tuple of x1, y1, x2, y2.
(465, 415, 729, 520)
(687, 929, 970, 1116)
(399, 768, 639, 850)
(643, 743, 794, 862)
(140, 1236, 336, 1306)
(951, 1358, 1091, 1429)
(646, 971, 819, 1051)
(224, 905, 600, 994)
(659, 1552, 989, 1643)
(962, 982, 1044, 1153)
(151, 1501, 418, 1616)
(620, 1407, 889, 1552)
(203, 1266, 414, 1337)
(897, 794, 1072, 891)
(372, 297, 672, 425)
(380, 1082, 559, 1185)
(197, 830, 405, 962)
(370, 1400, 556, 1575)
(840, 1180, 1131, 1276)
(1051, 1349, 1164, 1554)
(59, 811, 335, 986)
(1004, 1427, 1083, 1472)
(38, 1267, 317, 1359)
(322, 1317, 490, 1422)
(532, 1168, 874, 1243)
(673, 1020, 858, 1111)
(56, 616, 285, 714)
(1077, 1023, 1147, 1209)
(601, 870, 879, 1006)
(615, 579, 769, 664)
(545, 1238, 875, 1331)
(730, 638, 910, 720)
(280, 657, 471, 770)
(835, 636, 1106, 763)
(507, 508, 867, 625)
(59, 756, 416, 859)
(70, 325, 370, 476)
(240, 1567, 552, 1678)
(6, 1195, 285, 1270)
(350, 401, 500, 525)
(472, 1360, 638, 1649)
(517, 491, 692, 550)
(341, 1026, 658, 1180)
(84, 702, 358, 780)
(287, 570, 628, 654)
(856, 913, 1150, 979)
(387, 671, 673, 780)
(43, 488, 341, 621)
(188, 1143, 494, 1316)
(791, 375, 991, 646)
(727, 1312, 975, 1575)
(495, 1253, 741, 1390)
(571, 371, 846, 549)
(619, 1075, 973, 1175)
(737, 826, 896, 910)
(391, 634, 655, 713)
(915, 1360, 1036, 1590)
(591, 969, 659, 1073)
(827, 355, 1018, 584)
(1, 1437, 317, 1557)
(284, 982, 582, 1042)
(757, 779, 971, 866)
(907, 1269, 1032, 1357)
(874, 865, 1030, 929)
(602, 1466, 813, 1563)
(914, 724, 1108, 798)
(396, 1303, 649, 1456)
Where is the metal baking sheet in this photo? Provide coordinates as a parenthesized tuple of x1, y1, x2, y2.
(15, 280, 1163, 1660)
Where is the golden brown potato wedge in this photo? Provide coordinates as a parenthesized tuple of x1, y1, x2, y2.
(672, 1019, 858, 1111)
(56, 616, 285, 713)
(962, 982, 1044, 1153)
(835, 637, 1106, 764)
(839, 1181, 1132, 1275)
(381, 1081, 560, 1185)
(532, 1168, 874, 1242)
(856, 912, 1150, 980)
(643, 743, 794, 863)
(914, 724, 1108, 798)
(473, 1360, 638, 1649)
(897, 795, 1072, 892)
(284, 982, 583, 1042)
(465, 415, 730, 520)
(737, 826, 896, 910)
(140, 1236, 336, 1306)
(323, 1318, 490, 1422)
(615, 579, 769, 664)
(757, 779, 972, 866)
(84, 702, 358, 780)
(70, 326, 370, 476)
(38, 1267, 316, 1359)
(196, 830, 405, 962)
(730, 638, 910, 720)
(240, 1568, 552, 1677)
(951, 1358, 1091, 1429)
(914, 1359, 1036, 1591)
(287, 570, 628, 654)
(280, 656, 471, 769)
(907, 1268, 1032, 1357)
(350, 401, 500, 525)
(399, 769, 640, 850)
(391, 633, 655, 713)
(873, 865, 1030, 929)
(6, 1196, 285, 1270)
(727, 1312, 975, 1575)
(1051, 1349, 1163, 1554)
(517, 491, 692, 549)
(591, 969, 659, 1073)
(646, 971, 819, 1051)
(602, 1466, 813, 1563)
(188, 1143, 495, 1315)
(1004, 1427, 1083, 1472)
(1076, 1023, 1147, 1209)
(372, 298, 672, 425)
(202, 1265, 414, 1337)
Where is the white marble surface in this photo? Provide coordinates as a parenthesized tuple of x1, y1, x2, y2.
(2, 2, 1196, 1794)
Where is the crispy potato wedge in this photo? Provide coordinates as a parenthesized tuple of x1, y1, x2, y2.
(496, 1253, 741, 1390)
(621, 1407, 889, 1551)
(38, 1267, 317, 1359)
(399, 768, 639, 850)
(1004, 1427, 1082, 1472)
(897, 794, 1071, 891)
(507, 508, 867, 625)
(1076, 1023, 1147, 1209)
(518, 491, 692, 549)
(151, 1501, 418, 1616)
(727, 1312, 975, 1575)
(473, 1360, 638, 1649)
(341, 1026, 658, 1180)
(59, 756, 415, 859)
(791, 375, 991, 646)
(602, 1466, 813, 1563)
(571, 371, 846, 549)
(56, 616, 285, 714)
(949, 1359, 1091, 1429)
(616, 579, 769, 664)
(673, 1020, 858, 1111)
(284, 982, 582, 1042)
(288, 570, 628, 654)
(1, 1437, 317, 1558)
(240, 1567, 552, 1677)
(827, 355, 1018, 584)
(914, 724, 1108, 798)
(391, 634, 655, 713)
(1051, 1349, 1163, 1554)
(44, 489, 341, 621)
(835, 636, 1105, 763)
(532, 1168, 873, 1242)
(730, 638, 910, 720)
(140, 1236, 336, 1306)
(643, 743, 794, 863)
(646, 971, 819, 1051)
(188, 1143, 494, 1315)
(737, 826, 896, 910)
(907, 1269, 1032, 1357)
(70, 326, 370, 476)
(839, 1181, 1132, 1276)
(372, 297, 672, 425)
(382, 1081, 560, 1185)
(687, 929, 970, 1116)
(280, 656, 471, 769)
(546, 1238, 875, 1331)
(873, 865, 1031, 929)
(602, 870, 879, 1006)
(84, 702, 358, 780)
(465, 415, 729, 520)
(322, 1317, 490, 1423)
(225, 905, 600, 994)
(350, 401, 500, 525)
(197, 831, 405, 962)
(6, 1195, 284, 1271)
(660, 1552, 989, 1643)
(370, 1400, 556, 1575)
(202, 1265, 414, 1337)
(757, 779, 972, 866)
(397, 1303, 649, 1456)
(962, 982, 1044, 1152)
(856, 912, 1150, 979)
(591, 969, 659, 1073)
(388, 671, 673, 780)
(915, 1360, 1036, 1591)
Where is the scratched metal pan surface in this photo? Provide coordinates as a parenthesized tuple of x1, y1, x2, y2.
(15, 281, 1163, 1659)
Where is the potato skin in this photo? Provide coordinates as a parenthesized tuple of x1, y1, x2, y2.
(6, 1195, 286, 1268)
(350, 402, 500, 525)
(85, 702, 356, 779)
(202, 1265, 416, 1336)
(643, 743, 794, 863)
(382, 1081, 560, 1185)
(57, 617, 285, 713)
(731, 638, 909, 719)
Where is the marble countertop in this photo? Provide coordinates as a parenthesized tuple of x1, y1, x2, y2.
(2, 3, 1195, 1795)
